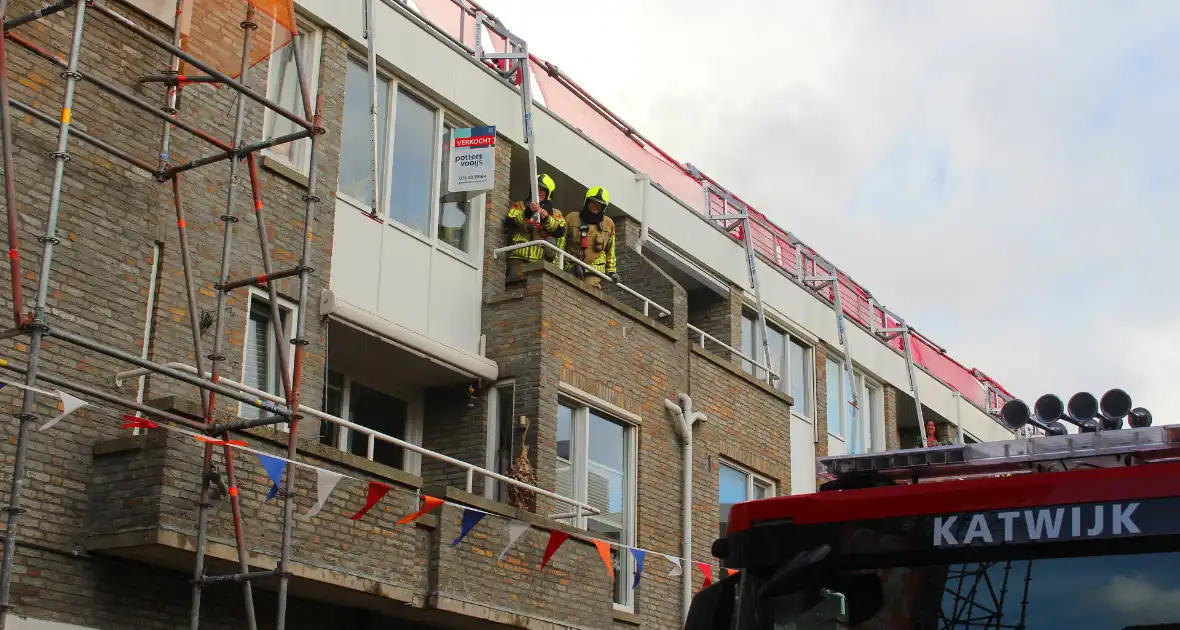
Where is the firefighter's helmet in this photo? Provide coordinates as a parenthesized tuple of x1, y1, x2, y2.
(584, 186, 610, 211)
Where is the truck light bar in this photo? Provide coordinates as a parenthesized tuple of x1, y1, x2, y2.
(817, 424, 1180, 483)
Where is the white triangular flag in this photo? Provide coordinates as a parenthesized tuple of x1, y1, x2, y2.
(38, 391, 87, 432)
(663, 554, 683, 577)
(497, 520, 530, 561)
(302, 469, 344, 519)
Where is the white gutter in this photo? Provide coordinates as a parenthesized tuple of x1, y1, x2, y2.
(133, 242, 162, 425)
(665, 391, 707, 623)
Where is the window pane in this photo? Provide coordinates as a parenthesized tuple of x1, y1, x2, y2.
(864, 382, 878, 451)
(320, 369, 344, 446)
(789, 339, 811, 416)
(556, 403, 574, 499)
(752, 479, 772, 500)
(265, 30, 316, 171)
(338, 59, 389, 207)
(718, 464, 748, 537)
(740, 314, 755, 376)
(437, 125, 472, 252)
(242, 306, 271, 419)
(389, 90, 436, 235)
(586, 411, 625, 524)
(825, 358, 843, 437)
(767, 326, 785, 389)
(848, 375, 863, 454)
(347, 381, 407, 470)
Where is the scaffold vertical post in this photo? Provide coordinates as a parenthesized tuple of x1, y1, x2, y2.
(0, 0, 89, 625)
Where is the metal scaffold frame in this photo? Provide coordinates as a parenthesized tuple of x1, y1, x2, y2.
(0, 0, 324, 628)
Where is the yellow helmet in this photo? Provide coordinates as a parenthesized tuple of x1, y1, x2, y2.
(537, 173, 556, 199)
(584, 186, 610, 210)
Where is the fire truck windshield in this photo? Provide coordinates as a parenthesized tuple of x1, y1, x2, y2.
(759, 549, 1180, 629)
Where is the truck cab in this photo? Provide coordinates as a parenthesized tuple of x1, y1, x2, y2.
(685, 417, 1180, 629)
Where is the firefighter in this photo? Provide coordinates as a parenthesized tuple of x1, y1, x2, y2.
(504, 174, 565, 280)
(564, 186, 617, 290)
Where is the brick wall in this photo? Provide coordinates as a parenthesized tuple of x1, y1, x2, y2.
(813, 343, 830, 458)
(884, 386, 902, 450)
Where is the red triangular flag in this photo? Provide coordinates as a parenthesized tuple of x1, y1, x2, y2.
(194, 435, 247, 447)
(593, 540, 614, 578)
(697, 562, 713, 588)
(539, 531, 570, 570)
(121, 415, 159, 430)
(349, 481, 391, 521)
(396, 495, 444, 525)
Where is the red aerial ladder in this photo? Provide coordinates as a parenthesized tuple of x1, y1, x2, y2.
(685, 388, 1180, 630)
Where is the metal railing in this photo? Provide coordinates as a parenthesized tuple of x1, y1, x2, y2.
(492, 240, 672, 318)
(112, 362, 600, 519)
(687, 324, 779, 384)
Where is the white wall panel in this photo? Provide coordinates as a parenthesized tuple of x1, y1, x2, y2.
(827, 435, 847, 457)
(330, 201, 382, 314)
(377, 226, 432, 335)
(429, 253, 481, 352)
(790, 417, 816, 495)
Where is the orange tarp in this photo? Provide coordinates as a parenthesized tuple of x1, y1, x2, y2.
(178, 0, 296, 80)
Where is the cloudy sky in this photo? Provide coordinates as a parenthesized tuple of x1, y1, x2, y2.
(482, 0, 1180, 420)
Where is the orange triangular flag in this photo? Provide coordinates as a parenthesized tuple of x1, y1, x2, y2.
(593, 540, 614, 579)
(396, 495, 444, 525)
(726, 568, 738, 577)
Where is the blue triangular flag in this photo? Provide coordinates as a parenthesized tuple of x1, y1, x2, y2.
(257, 453, 286, 503)
(631, 548, 647, 589)
(450, 509, 487, 547)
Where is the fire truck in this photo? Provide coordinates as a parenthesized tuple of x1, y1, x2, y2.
(684, 389, 1180, 630)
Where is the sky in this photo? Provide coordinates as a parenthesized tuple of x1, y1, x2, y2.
(479, 0, 1180, 422)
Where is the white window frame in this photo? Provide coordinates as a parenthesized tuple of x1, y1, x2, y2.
(237, 287, 297, 423)
(321, 369, 424, 475)
(825, 353, 885, 454)
(335, 54, 485, 265)
(741, 311, 815, 420)
(555, 388, 638, 612)
(718, 460, 775, 567)
(484, 379, 516, 501)
(261, 20, 323, 175)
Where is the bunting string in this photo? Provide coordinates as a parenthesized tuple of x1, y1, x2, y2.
(13, 379, 735, 588)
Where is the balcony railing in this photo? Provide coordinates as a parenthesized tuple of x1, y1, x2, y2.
(112, 362, 601, 519)
(492, 240, 672, 319)
(686, 324, 779, 385)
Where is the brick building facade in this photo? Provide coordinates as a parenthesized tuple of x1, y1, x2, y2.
(0, 0, 1008, 628)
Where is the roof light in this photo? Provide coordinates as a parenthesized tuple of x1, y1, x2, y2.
(816, 423, 1180, 483)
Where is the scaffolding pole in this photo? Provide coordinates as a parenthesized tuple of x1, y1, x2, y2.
(797, 252, 860, 441)
(0, 1, 89, 627)
(871, 299, 926, 445)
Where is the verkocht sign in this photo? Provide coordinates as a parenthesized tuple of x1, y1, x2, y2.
(447, 126, 496, 194)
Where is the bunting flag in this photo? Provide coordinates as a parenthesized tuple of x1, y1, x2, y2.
(396, 495, 444, 525)
(726, 568, 739, 577)
(540, 531, 570, 571)
(257, 453, 287, 502)
(349, 481, 392, 521)
(631, 548, 647, 589)
(593, 540, 613, 579)
(663, 554, 683, 577)
(450, 509, 487, 547)
(119, 415, 160, 430)
(498, 520, 530, 560)
(697, 562, 713, 588)
(37, 391, 88, 432)
(303, 468, 343, 519)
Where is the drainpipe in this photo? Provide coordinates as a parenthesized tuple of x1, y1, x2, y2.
(665, 391, 707, 623)
(634, 173, 651, 254)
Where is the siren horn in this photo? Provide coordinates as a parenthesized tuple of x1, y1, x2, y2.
(1001, 399, 1067, 436)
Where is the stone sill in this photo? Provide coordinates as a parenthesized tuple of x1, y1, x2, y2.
(260, 154, 311, 187)
(486, 262, 680, 343)
(690, 344, 795, 408)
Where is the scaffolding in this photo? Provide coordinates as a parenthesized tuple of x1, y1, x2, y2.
(938, 561, 1033, 630)
(0, 0, 323, 627)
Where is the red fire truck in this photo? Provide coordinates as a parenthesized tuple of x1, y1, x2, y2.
(685, 389, 1180, 630)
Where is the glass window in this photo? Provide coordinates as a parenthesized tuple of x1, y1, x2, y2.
(388, 89, 437, 235)
(338, 58, 390, 208)
(825, 358, 843, 438)
(789, 338, 811, 416)
(741, 314, 756, 376)
(718, 461, 776, 568)
(317, 371, 411, 471)
(241, 297, 289, 419)
(320, 369, 344, 446)
(554, 398, 636, 609)
(264, 26, 319, 173)
(437, 124, 473, 252)
(766, 326, 785, 385)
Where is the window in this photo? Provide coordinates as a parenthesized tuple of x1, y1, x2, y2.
(389, 89, 437, 235)
(741, 312, 814, 417)
(437, 123, 472, 252)
(718, 461, 774, 557)
(239, 293, 294, 420)
(337, 58, 483, 256)
(263, 23, 321, 174)
(484, 381, 516, 501)
(320, 369, 414, 471)
(338, 57, 390, 209)
(555, 398, 637, 610)
(825, 355, 883, 454)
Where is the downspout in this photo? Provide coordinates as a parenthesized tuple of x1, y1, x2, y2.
(666, 391, 707, 623)
(634, 173, 650, 254)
